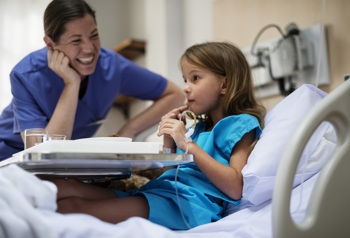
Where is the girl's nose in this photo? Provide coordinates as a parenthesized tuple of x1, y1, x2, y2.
(184, 84, 191, 93)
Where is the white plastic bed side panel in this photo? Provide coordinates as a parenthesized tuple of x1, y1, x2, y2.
(272, 79, 350, 238)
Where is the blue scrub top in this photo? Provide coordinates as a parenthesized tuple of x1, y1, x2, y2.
(0, 47, 167, 160)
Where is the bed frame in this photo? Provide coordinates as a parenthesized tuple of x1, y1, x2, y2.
(273, 79, 350, 237)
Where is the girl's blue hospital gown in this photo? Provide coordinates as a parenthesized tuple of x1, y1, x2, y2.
(115, 114, 262, 230)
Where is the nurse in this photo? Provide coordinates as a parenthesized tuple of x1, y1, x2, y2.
(0, 0, 185, 160)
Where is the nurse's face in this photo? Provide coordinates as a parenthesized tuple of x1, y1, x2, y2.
(51, 14, 101, 77)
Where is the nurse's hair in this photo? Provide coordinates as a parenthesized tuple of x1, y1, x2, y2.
(180, 41, 266, 129)
(44, 0, 96, 43)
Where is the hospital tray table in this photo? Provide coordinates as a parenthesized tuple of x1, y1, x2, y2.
(1, 152, 194, 181)
(0, 139, 194, 181)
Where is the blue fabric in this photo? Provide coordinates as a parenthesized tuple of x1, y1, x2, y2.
(0, 47, 167, 160)
(114, 114, 262, 230)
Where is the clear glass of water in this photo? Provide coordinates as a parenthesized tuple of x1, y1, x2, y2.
(24, 128, 48, 150)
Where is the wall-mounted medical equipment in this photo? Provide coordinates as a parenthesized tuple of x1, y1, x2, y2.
(245, 23, 330, 98)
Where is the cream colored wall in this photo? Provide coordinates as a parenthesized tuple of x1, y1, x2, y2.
(212, 0, 350, 110)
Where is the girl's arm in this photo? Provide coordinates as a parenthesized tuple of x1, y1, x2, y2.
(158, 114, 255, 200)
(186, 131, 255, 200)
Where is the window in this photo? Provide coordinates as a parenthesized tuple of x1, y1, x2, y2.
(0, 0, 49, 112)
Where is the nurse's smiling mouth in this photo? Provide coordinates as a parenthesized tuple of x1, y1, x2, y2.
(77, 56, 94, 64)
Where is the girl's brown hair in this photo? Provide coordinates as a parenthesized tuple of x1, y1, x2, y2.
(180, 41, 266, 130)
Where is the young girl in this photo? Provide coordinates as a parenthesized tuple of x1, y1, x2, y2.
(53, 42, 266, 230)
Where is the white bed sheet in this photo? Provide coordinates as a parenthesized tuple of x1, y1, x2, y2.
(0, 164, 317, 238)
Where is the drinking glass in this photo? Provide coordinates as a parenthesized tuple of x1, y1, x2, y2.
(24, 128, 48, 149)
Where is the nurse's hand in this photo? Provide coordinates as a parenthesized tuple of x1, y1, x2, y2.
(47, 48, 81, 86)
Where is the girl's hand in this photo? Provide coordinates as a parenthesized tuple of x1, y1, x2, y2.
(47, 48, 81, 85)
(160, 105, 189, 121)
(158, 105, 190, 151)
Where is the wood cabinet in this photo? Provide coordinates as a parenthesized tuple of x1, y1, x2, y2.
(113, 39, 146, 118)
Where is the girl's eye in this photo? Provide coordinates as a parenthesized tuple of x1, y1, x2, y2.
(193, 75, 199, 81)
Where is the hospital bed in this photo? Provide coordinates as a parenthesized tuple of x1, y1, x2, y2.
(0, 79, 349, 238)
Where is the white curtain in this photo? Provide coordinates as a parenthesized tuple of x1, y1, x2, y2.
(0, 0, 50, 112)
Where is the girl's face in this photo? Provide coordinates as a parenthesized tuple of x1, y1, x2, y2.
(181, 59, 226, 122)
(51, 14, 101, 77)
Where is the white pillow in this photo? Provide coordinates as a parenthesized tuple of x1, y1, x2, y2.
(241, 84, 337, 206)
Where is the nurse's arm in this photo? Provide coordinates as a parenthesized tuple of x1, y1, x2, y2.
(116, 80, 185, 139)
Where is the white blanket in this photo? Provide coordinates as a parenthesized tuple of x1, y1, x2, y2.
(0, 165, 57, 238)
(0, 164, 317, 238)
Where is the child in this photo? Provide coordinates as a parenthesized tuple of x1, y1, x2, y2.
(53, 42, 266, 230)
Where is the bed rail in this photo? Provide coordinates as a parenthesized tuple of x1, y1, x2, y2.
(272, 79, 350, 238)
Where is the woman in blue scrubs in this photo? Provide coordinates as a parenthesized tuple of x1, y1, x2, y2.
(0, 0, 185, 160)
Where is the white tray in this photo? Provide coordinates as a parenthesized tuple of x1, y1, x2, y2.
(15, 139, 163, 156)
